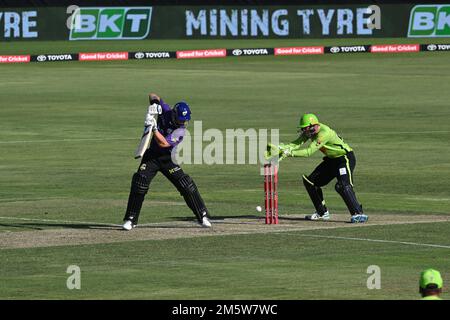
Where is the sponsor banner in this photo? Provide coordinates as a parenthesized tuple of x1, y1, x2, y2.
(130, 51, 175, 60)
(0, 55, 30, 63)
(370, 44, 420, 53)
(69, 7, 153, 40)
(274, 46, 324, 56)
(176, 49, 227, 59)
(0, 7, 66, 41)
(325, 45, 370, 54)
(421, 43, 450, 51)
(3, 43, 450, 64)
(0, 5, 420, 41)
(10, 5, 450, 41)
(184, 6, 387, 38)
(0, 10, 38, 40)
(227, 48, 273, 56)
(79, 52, 129, 61)
(408, 5, 450, 38)
(31, 53, 78, 62)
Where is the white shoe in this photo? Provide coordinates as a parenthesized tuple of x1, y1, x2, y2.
(200, 216, 212, 228)
(122, 220, 136, 231)
(305, 211, 330, 221)
(350, 214, 369, 223)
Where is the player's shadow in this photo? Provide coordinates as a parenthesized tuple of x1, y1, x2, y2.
(0, 223, 46, 231)
(0, 222, 120, 231)
(160, 215, 267, 227)
(172, 215, 261, 222)
(278, 215, 350, 224)
(175, 215, 350, 224)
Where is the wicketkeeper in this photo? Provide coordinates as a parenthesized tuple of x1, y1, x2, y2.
(122, 93, 211, 230)
(272, 113, 368, 223)
(419, 269, 443, 300)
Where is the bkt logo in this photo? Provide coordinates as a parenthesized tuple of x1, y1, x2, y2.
(408, 5, 450, 37)
(69, 7, 152, 40)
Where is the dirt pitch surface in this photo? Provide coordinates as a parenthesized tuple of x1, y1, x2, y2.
(0, 214, 449, 250)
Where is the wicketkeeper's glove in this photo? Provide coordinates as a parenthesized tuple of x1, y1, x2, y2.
(264, 143, 280, 160)
(277, 143, 294, 162)
(279, 148, 292, 162)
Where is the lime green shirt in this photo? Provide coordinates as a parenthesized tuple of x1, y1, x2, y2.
(286, 123, 352, 159)
(421, 295, 442, 300)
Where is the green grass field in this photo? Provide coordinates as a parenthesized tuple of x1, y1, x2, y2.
(0, 39, 449, 300)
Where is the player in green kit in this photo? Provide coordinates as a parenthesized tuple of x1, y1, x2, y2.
(419, 269, 443, 300)
(275, 113, 368, 223)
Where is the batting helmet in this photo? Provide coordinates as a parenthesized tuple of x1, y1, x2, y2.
(173, 102, 191, 122)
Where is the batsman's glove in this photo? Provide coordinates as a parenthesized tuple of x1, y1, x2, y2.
(145, 114, 158, 129)
(147, 103, 162, 115)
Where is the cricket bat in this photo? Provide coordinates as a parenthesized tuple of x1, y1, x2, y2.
(134, 104, 162, 159)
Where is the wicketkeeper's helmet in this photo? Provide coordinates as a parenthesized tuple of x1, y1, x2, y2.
(420, 269, 443, 290)
(298, 113, 319, 128)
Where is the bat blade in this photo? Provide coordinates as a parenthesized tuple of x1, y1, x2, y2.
(134, 125, 153, 159)
(134, 103, 162, 159)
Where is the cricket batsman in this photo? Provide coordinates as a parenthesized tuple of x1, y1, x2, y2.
(273, 113, 368, 223)
(122, 93, 212, 230)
